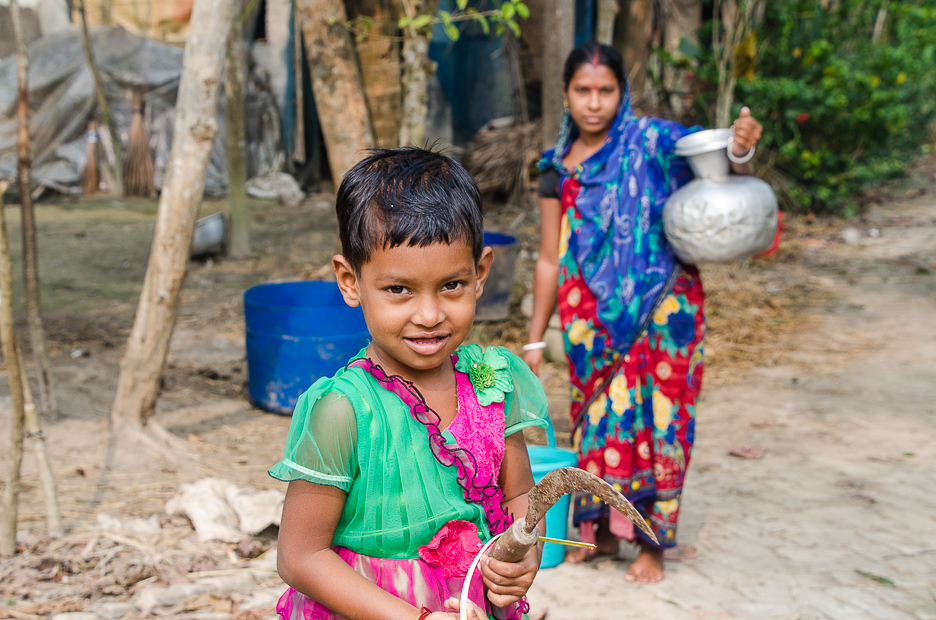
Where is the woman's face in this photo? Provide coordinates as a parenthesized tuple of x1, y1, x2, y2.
(564, 63, 622, 139)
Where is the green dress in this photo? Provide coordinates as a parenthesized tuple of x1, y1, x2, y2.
(270, 344, 549, 620)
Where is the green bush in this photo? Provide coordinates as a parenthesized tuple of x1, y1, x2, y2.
(692, 1, 936, 214)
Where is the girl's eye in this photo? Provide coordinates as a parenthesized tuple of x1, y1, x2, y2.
(442, 281, 464, 291)
(387, 286, 408, 295)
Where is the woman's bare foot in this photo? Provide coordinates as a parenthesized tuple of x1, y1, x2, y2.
(566, 517, 620, 563)
(624, 540, 664, 583)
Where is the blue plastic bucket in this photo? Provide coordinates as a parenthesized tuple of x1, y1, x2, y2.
(528, 419, 578, 569)
(475, 232, 518, 322)
(244, 281, 370, 415)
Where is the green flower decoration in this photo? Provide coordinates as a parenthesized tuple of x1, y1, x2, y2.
(455, 343, 513, 407)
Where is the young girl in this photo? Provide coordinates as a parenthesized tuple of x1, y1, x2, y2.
(270, 148, 549, 620)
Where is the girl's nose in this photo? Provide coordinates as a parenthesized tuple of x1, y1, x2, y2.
(412, 294, 444, 328)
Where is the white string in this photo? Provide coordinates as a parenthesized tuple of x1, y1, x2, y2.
(458, 532, 504, 620)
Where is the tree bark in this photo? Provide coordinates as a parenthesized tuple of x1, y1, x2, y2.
(595, 0, 619, 46)
(0, 180, 27, 557)
(396, 0, 438, 147)
(225, 21, 251, 258)
(78, 0, 124, 196)
(12, 0, 58, 421)
(296, 0, 375, 181)
(541, 0, 575, 148)
(109, 0, 236, 432)
(618, 0, 654, 97)
(662, 0, 701, 115)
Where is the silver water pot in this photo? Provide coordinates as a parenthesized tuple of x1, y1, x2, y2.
(662, 128, 778, 264)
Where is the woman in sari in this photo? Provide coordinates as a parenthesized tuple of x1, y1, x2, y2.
(523, 42, 762, 582)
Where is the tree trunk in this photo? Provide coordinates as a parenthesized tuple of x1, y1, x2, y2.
(0, 180, 27, 557)
(595, 0, 619, 46)
(109, 0, 236, 432)
(618, 0, 654, 97)
(296, 0, 375, 181)
(225, 22, 251, 258)
(396, 0, 438, 147)
(19, 346, 63, 539)
(541, 0, 575, 148)
(662, 0, 701, 115)
(12, 0, 58, 421)
(78, 0, 124, 196)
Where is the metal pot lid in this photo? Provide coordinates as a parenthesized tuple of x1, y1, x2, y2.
(674, 128, 732, 157)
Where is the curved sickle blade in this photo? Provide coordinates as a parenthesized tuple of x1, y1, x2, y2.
(525, 467, 658, 545)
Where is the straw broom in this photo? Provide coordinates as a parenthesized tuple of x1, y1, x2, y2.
(123, 89, 155, 197)
(80, 120, 99, 196)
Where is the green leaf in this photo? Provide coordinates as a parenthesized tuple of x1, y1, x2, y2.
(476, 15, 489, 34)
(439, 10, 451, 25)
(444, 22, 460, 40)
(678, 36, 699, 59)
(411, 14, 433, 29)
(855, 570, 895, 587)
(398, 16, 410, 27)
(457, 0, 469, 10)
(501, 3, 515, 20)
(507, 18, 521, 38)
(515, 2, 529, 19)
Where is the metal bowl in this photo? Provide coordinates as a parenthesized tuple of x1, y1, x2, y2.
(191, 211, 226, 257)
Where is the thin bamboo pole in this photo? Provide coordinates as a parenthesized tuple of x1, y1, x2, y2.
(11, 0, 58, 421)
(18, 347, 64, 539)
(78, 0, 124, 195)
(0, 180, 27, 557)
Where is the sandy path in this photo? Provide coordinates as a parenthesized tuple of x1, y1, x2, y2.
(528, 194, 936, 619)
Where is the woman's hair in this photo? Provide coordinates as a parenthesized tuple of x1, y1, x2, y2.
(562, 41, 626, 89)
(336, 147, 484, 272)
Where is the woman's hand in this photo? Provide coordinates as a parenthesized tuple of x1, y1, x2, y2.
(730, 106, 763, 156)
(479, 544, 540, 607)
(523, 348, 544, 377)
(425, 597, 487, 620)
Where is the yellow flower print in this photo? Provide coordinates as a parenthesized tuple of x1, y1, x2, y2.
(558, 213, 571, 258)
(568, 319, 596, 350)
(653, 295, 680, 325)
(656, 499, 679, 518)
(609, 374, 630, 414)
(652, 389, 673, 430)
(587, 393, 608, 426)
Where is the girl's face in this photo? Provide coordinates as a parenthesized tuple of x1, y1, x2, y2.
(564, 63, 622, 140)
(333, 240, 493, 378)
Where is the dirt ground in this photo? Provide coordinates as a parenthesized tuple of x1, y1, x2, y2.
(1, 156, 935, 620)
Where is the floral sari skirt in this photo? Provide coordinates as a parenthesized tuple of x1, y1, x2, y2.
(561, 268, 705, 548)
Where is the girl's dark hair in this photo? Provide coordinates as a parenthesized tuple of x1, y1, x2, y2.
(562, 41, 625, 89)
(336, 147, 484, 272)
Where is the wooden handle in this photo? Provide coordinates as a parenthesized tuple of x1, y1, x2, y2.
(488, 518, 540, 564)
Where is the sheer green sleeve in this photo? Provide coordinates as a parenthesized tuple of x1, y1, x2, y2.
(500, 348, 550, 436)
(268, 380, 358, 491)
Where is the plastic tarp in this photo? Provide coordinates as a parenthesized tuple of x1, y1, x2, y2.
(0, 26, 282, 196)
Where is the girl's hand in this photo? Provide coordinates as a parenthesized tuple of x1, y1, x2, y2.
(425, 597, 487, 620)
(523, 348, 544, 377)
(730, 107, 763, 155)
(480, 545, 540, 607)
